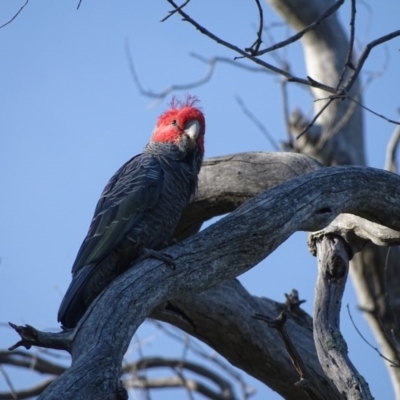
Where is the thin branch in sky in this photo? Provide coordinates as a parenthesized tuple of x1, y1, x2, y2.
(77, 0, 83, 10)
(347, 305, 400, 367)
(253, 311, 321, 398)
(164, 0, 400, 138)
(125, 39, 217, 106)
(191, 53, 272, 74)
(150, 321, 254, 399)
(164, 0, 338, 95)
(245, 0, 264, 55)
(161, 0, 190, 23)
(255, 0, 345, 56)
(0, 365, 18, 400)
(0, 0, 29, 30)
(336, 0, 357, 91)
(347, 96, 400, 126)
(344, 29, 400, 93)
(296, 98, 334, 139)
(235, 96, 280, 151)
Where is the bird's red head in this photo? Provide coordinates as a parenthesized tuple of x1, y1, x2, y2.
(151, 95, 205, 155)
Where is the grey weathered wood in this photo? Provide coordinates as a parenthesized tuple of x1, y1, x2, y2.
(175, 151, 322, 239)
(152, 280, 339, 400)
(28, 164, 400, 399)
(313, 235, 373, 399)
(309, 214, 400, 255)
(266, 1, 400, 395)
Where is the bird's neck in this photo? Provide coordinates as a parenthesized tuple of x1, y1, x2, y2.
(144, 141, 203, 175)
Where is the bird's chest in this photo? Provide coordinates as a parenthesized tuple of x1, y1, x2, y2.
(130, 176, 193, 249)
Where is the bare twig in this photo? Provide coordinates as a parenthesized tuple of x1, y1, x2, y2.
(235, 96, 280, 151)
(163, 0, 400, 136)
(0, 379, 54, 400)
(296, 98, 335, 139)
(191, 53, 272, 75)
(165, 0, 338, 95)
(347, 305, 400, 367)
(344, 29, 400, 93)
(161, 0, 190, 22)
(347, 96, 400, 126)
(245, 0, 264, 55)
(124, 357, 237, 398)
(125, 40, 218, 105)
(0, 350, 66, 375)
(336, 0, 356, 91)
(76, 0, 83, 10)
(256, 0, 344, 56)
(0, 0, 29, 30)
(150, 321, 254, 399)
(253, 312, 324, 400)
(0, 366, 17, 400)
(125, 376, 233, 400)
(8, 323, 72, 352)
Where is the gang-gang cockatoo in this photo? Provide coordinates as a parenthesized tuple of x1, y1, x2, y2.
(58, 96, 205, 328)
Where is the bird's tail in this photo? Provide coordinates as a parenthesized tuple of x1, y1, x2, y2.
(57, 264, 97, 329)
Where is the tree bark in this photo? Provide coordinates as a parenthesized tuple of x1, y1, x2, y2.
(14, 155, 400, 399)
(267, 0, 400, 395)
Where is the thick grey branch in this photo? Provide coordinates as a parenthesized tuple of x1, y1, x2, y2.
(309, 214, 400, 255)
(175, 152, 322, 239)
(313, 235, 373, 399)
(18, 164, 400, 399)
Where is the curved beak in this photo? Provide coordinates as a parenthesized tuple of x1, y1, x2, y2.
(184, 120, 201, 140)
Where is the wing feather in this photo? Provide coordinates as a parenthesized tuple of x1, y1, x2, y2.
(71, 153, 164, 273)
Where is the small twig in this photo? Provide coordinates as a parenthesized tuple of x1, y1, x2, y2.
(150, 321, 254, 399)
(284, 289, 306, 312)
(347, 96, 400, 126)
(161, 0, 190, 22)
(124, 357, 237, 399)
(235, 96, 280, 151)
(0, 350, 66, 375)
(253, 312, 324, 399)
(125, 40, 217, 105)
(296, 98, 335, 139)
(0, 379, 55, 400)
(165, 0, 338, 95)
(0, 365, 18, 400)
(0, 0, 29, 29)
(336, 0, 357, 91)
(344, 29, 400, 93)
(245, 0, 263, 54)
(8, 323, 72, 352)
(253, 312, 308, 379)
(76, 0, 83, 9)
(347, 305, 400, 367)
(191, 53, 272, 75)
(255, 0, 344, 56)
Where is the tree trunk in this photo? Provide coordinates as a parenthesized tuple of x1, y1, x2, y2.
(267, 0, 400, 396)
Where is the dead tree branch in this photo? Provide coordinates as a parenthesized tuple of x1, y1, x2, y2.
(313, 235, 373, 399)
(8, 154, 400, 399)
(0, 0, 29, 30)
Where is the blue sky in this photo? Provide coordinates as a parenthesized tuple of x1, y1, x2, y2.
(1, 1, 400, 399)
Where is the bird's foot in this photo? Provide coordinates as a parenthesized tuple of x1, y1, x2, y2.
(138, 248, 176, 270)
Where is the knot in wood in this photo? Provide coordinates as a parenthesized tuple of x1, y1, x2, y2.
(327, 254, 347, 281)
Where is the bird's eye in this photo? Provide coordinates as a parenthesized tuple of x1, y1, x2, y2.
(171, 119, 177, 126)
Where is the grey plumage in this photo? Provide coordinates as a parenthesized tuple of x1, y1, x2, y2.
(58, 103, 205, 328)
